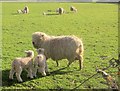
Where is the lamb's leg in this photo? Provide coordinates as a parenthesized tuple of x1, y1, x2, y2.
(45, 61, 49, 72)
(33, 67, 37, 78)
(9, 67, 15, 80)
(45, 61, 50, 75)
(16, 67, 23, 82)
(38, 67, 46, 76)
(28, 68, 33, 79)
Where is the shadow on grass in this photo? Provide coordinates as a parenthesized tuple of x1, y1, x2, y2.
(46, 13, 59, 16)
(50, 67, 73, 75)
(11, 13, 19, 15)
(2, 67, 72, 87)
(2, 69, 34, 87)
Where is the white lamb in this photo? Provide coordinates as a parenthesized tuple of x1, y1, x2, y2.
(33, 48, 48, 77)
(9, 50, 34, 82)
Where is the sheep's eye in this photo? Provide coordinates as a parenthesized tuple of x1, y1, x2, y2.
(32, 42, 35, 45)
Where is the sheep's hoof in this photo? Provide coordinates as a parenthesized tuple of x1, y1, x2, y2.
(8, 79, 13, 81)
(18, 81, 23, 83)
(78, 68, 82, 71)
(46, 72, 50, 76)
(33, 76, 37, 78)
(28, 77, 34, 79)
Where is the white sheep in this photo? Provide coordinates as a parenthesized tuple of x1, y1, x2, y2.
(23, 6, 29, 14)
(56, 7, 64, 15)
(9, 50, 34, 82)
(70, 6, 77, 12)
(33, 48, 48, 77)
(32, 32, 84, 70)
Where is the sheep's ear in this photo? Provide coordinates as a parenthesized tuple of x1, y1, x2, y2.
(25, 50, 28, 53)
(40, 34, 45, 40)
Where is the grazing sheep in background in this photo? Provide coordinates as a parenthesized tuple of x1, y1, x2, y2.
(33, 48, 48, 77)
(70, 6, 77, 12)
(9, 50, 34, 82)
(23, 6, 29, 14)
(32, 32, 84, 70)
(56, 7, 64, 15)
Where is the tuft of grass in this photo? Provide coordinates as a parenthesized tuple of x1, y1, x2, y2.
(2, 2, 118, 89)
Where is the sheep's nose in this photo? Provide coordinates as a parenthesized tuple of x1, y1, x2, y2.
(32, 42, 35, 45)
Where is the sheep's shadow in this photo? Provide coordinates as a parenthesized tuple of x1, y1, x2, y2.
(11, 13, 19, 15)
(50, 67, 73, 75)
(2, 69, 34, 87)
(46, 13, 59, 16)
(2, 67, 72, 87)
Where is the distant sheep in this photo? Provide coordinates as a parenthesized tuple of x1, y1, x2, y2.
(56, 7, 64, 15)
(23, 6, 29, 14)
(70, 6, 77, 12)
(33, 48, 48, 77)
(32, 32, 84, 70)
(9, 50, 34, 82)
(17, 6, 29, 14)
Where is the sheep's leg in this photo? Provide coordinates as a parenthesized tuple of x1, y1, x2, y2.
(16, 67, 23, 82)
(56, 61, 59, 67)
(9, 68, 15, 80)
(28, 68, 33, 79)
(67, 60, 73, 67)
(78, 54, 83, 70)
(38, 67, 46, 76)
(33, 67, 37, 78)
(45, 61, 49, 72)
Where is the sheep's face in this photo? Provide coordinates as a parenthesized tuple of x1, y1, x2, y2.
(32, 32, 45, 49)
(25, 50, 34, 58)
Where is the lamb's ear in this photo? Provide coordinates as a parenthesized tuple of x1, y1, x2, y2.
(40, 34, 44, 40)
(25, 50, 28, 53)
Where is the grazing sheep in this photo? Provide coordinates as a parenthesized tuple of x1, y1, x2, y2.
(32, 32, 84, 70)
(33, 48, 48, 77)
(70, 6, 77, 12)
(9, 50, 34, 82)
(56, 7, 64, 15)
(23, 6, 29, 14)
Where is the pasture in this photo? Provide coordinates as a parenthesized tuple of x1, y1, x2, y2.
(2, 2, 118, 89)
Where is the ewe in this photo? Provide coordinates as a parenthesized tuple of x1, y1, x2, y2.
(32, 32, 84, 70)
(9, 50, 34, 82)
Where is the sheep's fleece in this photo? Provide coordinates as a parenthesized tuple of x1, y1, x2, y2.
(32, 32, 84, 69)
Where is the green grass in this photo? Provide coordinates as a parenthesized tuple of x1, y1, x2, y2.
(2, 2, 118, 89)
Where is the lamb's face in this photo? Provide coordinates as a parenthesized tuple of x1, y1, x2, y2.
(25, 50, 34, 58)
(32, 32, 45, 49)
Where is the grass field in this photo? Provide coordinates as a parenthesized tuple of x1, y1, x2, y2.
(2, 2, 118, 89)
